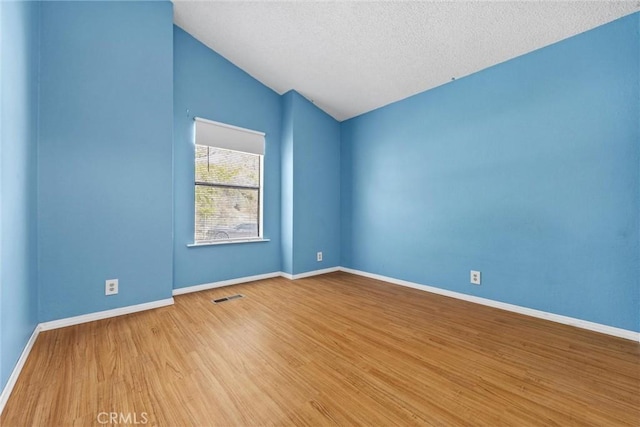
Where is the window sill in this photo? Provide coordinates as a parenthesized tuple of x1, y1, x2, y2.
(187, 238, 270, 247)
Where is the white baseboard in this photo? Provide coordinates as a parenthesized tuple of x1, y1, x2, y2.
(340, 267, 640, 342)
(39, 298, 175, 331)
(282, 266, 341, 280)
(0, 325, 41, 416)
(175, 268, 341, 292)
(173, 272, 282, 296)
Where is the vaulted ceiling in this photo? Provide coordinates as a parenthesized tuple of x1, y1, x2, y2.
(173, 1, 639, 121)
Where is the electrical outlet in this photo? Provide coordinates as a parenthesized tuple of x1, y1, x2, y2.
(317, 252, 323, 262)
(105, 279, 118, 296)
(470, 270, 481, 285)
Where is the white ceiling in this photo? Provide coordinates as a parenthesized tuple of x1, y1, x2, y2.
(173, 1, 639, 122)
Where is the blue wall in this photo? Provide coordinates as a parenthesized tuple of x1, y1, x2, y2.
(0, 0, 40, 390)
(173, 27, 282, 288)
(38, 1, 174, 321)
(341, 13, 640, 332)
(281, 91, 341, 275)
(281, 92, 295, 274)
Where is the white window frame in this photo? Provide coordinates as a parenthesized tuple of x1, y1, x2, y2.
(190, 117, 267, 246)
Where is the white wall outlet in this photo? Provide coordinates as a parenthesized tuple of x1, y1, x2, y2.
(317, 252, 323, 262)
(105, 279, 118, 295)
(470, 270, 481, 285)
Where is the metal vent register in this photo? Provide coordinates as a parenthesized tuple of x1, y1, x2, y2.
(212, 294, 245, 304)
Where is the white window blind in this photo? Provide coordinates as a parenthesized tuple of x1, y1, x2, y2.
(194, 117, 265, 155)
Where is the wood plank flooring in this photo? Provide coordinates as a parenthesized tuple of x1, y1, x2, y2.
(2, 272, 639, 426)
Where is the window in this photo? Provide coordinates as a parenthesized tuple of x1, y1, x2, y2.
(194, 118, 265, 243)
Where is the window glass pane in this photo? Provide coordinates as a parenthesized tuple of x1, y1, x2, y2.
(195, 186, 259, 241)
(195, 145, 259, 187)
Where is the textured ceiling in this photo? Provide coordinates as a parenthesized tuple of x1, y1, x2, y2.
(173, 1, 639, 121)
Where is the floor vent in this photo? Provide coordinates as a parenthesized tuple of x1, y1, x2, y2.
(212, 294, 245, 304)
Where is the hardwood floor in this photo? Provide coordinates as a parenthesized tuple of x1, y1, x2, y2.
(2, 272, 639, 426)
